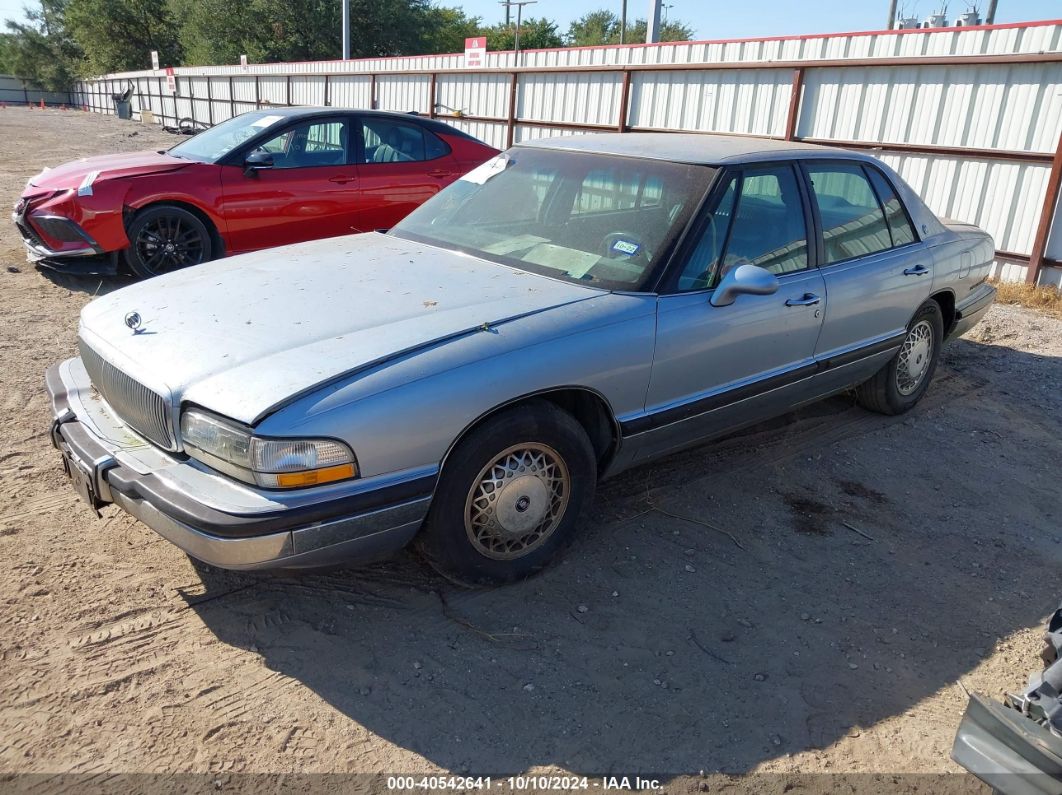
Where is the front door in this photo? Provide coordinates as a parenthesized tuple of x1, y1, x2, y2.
(633, 163, 827, 460)
(219, 116, 361, 253)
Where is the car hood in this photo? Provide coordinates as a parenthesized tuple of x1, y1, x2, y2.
(78, 233, 599, 426)
(25, 150, 189, 194)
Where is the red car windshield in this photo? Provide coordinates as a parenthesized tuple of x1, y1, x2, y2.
(168, 111, 292, 163)
(391, 148, 715, 292)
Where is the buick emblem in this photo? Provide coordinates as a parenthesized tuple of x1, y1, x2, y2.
(124, 311, 144, 334)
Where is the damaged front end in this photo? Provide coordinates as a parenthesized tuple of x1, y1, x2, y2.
(951, 604, 1062, 794)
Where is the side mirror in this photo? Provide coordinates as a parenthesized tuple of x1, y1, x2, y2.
(243, 150, 274, 177)
(709, 263, 779, 307)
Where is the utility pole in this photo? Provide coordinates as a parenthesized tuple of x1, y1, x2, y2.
(499, 1, 537, 55)
(341, 0, 350, 59)
(646, 0, 661, 43)
(620, 0, 628, 44)
(985, 0, 998, 24)
(886, 0, 897, 29)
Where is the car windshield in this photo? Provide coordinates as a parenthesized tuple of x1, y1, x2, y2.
(390, 148, 716, 291)
(168, 111, 292, 163)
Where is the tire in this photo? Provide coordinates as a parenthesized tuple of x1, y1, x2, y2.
(124, 204, 213, 278)
(417, 400, 597, 585)
(855, 299, 944, 416)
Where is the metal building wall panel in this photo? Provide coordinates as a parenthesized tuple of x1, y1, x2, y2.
(447, 118, 507, 150)
(878, 152, 1050, 254)
(290, 76, 326, 106)
(328, 75, 373, 108)
(629, 69, 791, 136)
(803, 63, 1062, 152)
(375, 75, 429, 113)
(513, 124, 581, 143)
(232, 76, 257, 103)
(437, 73, 509, 119)
(518, 72, 623, 126)
(258, 75, 287, 105)
(1046, 194, 1062, 260)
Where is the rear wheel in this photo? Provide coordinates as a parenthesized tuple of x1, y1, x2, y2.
(124, 205, 213, 278)
(418, 400, 596, 585)
(855, 299, 944, 415)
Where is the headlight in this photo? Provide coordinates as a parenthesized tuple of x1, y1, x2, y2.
(180, 409, 357, 489)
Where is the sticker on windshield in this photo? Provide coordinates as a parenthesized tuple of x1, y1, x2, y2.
(461, 154, 511, 185)
(611, 239, 641, 257)
(250, 114, 284, 128)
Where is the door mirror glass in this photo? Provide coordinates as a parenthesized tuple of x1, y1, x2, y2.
(243, 150, 274, 176)
(710, 262, 779, 307)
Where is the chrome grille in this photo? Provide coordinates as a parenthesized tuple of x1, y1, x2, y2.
(78, 339, 174, 449)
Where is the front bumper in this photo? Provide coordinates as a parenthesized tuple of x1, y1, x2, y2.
(46, 360, 434, 570)
(12, 205, 102, 262)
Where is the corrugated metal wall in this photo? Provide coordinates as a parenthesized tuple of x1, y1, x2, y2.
(71, 20, 1062, 285)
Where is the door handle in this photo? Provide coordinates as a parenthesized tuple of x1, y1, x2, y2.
(329, 176, 356, 184)
(785, 293, 821, 307)
(427, 169, 453, 178)
(903, 264, 929, 276)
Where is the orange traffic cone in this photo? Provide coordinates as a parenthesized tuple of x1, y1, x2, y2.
(39, 98, 44, 109)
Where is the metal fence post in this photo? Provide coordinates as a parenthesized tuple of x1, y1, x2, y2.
(1026, 129, 1062, 285)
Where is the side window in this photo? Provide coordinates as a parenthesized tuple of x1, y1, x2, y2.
(256, 120, 348, 169)
(806, 164, 893, 264)
(361, 119, 448, 164)
(721, 165, 809, 277)
(676, 175, 738, 291)
(866, 167, 917, 247)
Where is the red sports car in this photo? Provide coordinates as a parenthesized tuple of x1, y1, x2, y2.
(12, 108, 498, 277)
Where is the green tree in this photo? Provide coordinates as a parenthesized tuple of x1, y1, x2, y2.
(483, 17, 564, 51)
(418, 6, 481, 55)
(65, 0, 182, 72)
(567, 9, 694, 45)
(173, 0, 451, 65)
(3, 0, 82, 90)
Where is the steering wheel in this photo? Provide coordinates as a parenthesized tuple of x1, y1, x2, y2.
(601, 231, 653, 265)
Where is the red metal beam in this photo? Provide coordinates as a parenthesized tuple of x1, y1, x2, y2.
(505, 72, 518, 148)
(617, 70, 632, 132)
(797, 137, 1055, 164)
(784, 68, 804, 141)
(1026, 128, 1062, 284)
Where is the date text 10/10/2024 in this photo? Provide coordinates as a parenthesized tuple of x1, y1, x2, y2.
(386, 777, 664, 791)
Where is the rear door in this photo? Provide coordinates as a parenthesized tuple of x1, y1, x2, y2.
(803, 161, 931, 367)
(634, 163, 827, 460)
(218, 115, 361, 252)
(352, 116, 458, 231)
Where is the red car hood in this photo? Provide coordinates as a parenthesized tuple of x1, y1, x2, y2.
(26, 150, 189, 194)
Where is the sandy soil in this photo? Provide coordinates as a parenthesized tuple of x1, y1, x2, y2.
(1, 108, 1060, 791)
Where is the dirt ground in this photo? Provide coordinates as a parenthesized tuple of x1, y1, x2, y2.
(1, 107, 1060, 791)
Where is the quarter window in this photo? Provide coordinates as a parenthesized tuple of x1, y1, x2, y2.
(866, 167, 917, 247)
(806, 164, 893, 264)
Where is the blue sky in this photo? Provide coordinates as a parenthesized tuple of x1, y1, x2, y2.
(1, 0, 1059, 39)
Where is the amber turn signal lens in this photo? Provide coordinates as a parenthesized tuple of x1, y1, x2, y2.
(274, 463, 356, 488)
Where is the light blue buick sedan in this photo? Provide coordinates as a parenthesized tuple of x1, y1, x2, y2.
(46, 134, 996, 584)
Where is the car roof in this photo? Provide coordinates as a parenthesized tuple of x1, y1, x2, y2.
(518, 132, 867, 167)
(242, 106, 475, 138)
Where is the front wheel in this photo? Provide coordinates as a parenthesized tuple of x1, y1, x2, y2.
(855, 299, 944, 415)
(417, 400, 597, 585)
(124, 205, 213, 278)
